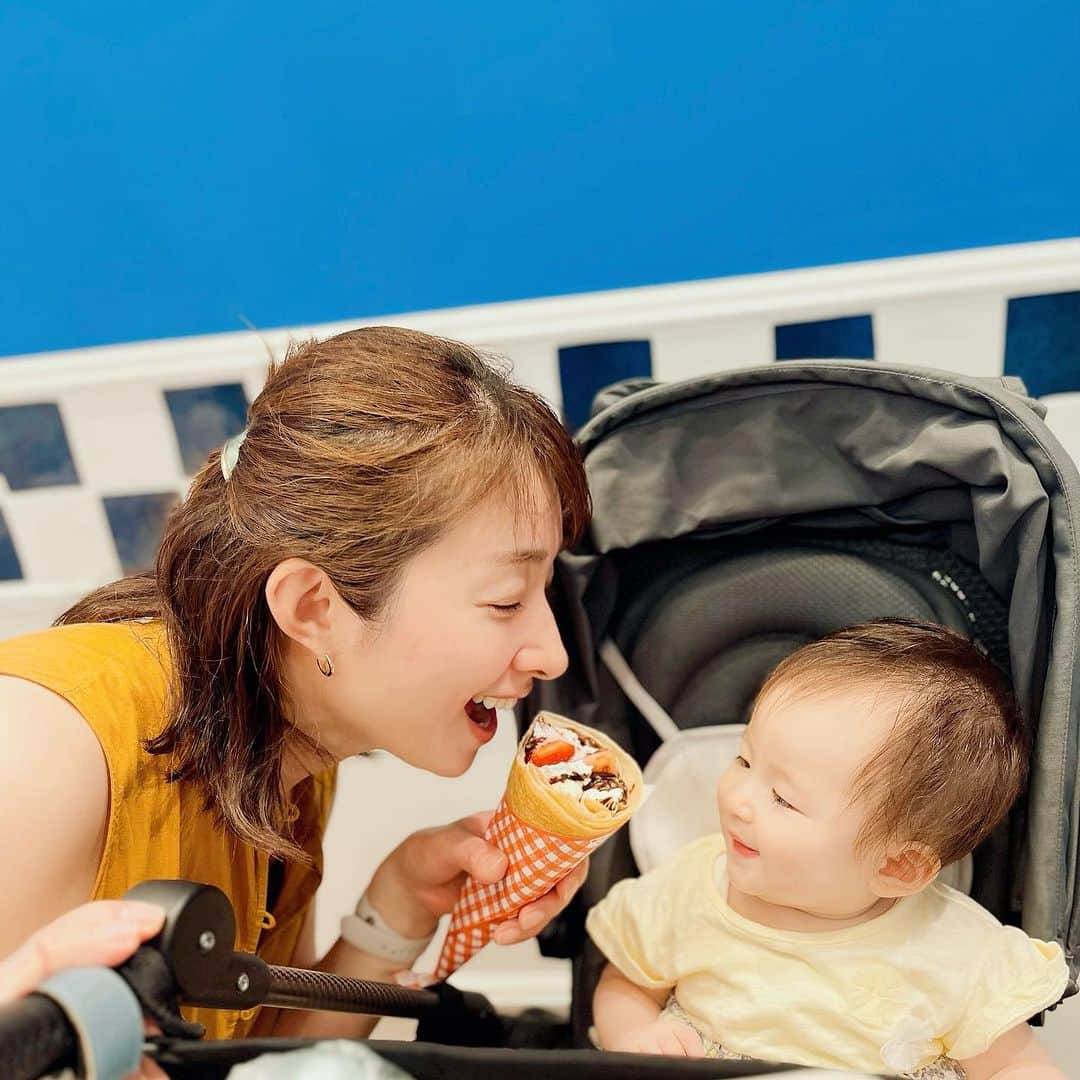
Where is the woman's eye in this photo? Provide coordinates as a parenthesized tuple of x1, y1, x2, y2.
(489, 603, 523, 614)
(735, 755, 750, 769)
(772, 790, 795, 810)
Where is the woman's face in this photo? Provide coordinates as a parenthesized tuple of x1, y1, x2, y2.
(321, 485, 569, 776)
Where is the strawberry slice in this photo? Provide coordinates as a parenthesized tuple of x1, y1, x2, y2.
(530, 739, 576, 766)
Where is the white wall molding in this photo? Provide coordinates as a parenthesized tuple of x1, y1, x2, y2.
(1, 238, 1078, 398)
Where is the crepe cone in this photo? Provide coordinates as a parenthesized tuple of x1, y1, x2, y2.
(434, 712, 642, 980)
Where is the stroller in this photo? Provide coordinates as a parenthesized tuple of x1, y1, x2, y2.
(2, 359, 1077, 1078)
(525, 358, 1080, 1049)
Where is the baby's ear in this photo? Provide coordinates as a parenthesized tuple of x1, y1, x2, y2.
(871, 842, 941, 898)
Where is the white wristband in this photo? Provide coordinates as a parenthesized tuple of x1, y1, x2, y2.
(340, 892, 435, 967)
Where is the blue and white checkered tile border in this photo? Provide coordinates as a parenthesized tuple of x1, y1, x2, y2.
(1, 238, 1078, 638)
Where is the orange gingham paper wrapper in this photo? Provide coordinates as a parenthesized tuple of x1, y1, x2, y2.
(434, 795, 607, 980)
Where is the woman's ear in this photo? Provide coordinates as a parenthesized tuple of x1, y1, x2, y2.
(265, 558, 337, 652)
(871, 841, 941, 898)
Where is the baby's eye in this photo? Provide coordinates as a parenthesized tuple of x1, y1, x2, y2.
(735, 755, 750, 769)
(772, 790, 795, 810)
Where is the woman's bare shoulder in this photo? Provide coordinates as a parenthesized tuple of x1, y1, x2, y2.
(0, 675, 110, 955)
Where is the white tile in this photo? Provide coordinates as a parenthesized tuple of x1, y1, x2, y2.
(4, 488, 121, 582)
(58, 382, 186, 493)
(484, 340, 563, 411)
(651, 319, 773, 382)
(874, 292, 1007, 378)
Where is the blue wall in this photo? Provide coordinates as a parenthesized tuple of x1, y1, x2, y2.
(1, 1, 1078, 356)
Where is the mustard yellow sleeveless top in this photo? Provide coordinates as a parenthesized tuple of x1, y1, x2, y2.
(0, 621, 337, 1041)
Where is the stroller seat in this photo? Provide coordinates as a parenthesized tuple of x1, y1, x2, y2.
(607, 537, 1005, 897)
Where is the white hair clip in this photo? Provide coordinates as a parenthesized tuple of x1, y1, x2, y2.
(220, 428, 248, 481)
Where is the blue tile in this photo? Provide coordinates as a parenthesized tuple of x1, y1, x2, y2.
(775, 314, 875, 361)
(0, 402, 79, 491)
(1005, 291, 1080, 398)
(558, 340, 653, 431)
(164, 383, 248, 474)
(0, 508, 22, 580)
(103, 492, 178, 573)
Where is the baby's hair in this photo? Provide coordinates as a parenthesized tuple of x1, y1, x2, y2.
(755, 618, 1029, 865)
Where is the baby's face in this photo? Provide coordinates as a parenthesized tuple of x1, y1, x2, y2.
(715, 679, 897, 919)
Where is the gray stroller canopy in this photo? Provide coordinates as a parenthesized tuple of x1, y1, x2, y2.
(534, 360, 1080, 963)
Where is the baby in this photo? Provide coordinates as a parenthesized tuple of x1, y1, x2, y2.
(587, 618, 1069, 1079)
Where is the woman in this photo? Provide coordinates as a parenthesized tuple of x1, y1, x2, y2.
(0, 326, 592, 1041)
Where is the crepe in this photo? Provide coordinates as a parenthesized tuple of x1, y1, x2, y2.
(433, 712, 642, 980)
(506, 712, 643, 837)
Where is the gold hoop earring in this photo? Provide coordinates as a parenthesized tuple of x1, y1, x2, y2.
(316, 654, 334, 678)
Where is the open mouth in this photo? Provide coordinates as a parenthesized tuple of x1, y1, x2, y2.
(464, 695, 514, 742)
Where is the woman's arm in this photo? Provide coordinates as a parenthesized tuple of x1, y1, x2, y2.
(0, 678, 109, 958)
(270, 903, 400, 1039)
(960, 1023, 1064, 1080)
(273, 811, 590, 1039)
(270, 915, 406, 1039)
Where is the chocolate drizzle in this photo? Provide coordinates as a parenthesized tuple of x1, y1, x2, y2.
(582, 771, 628, 812)
(524, 724, 626, 812)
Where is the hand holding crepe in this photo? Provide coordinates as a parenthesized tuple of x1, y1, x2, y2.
(433, 712, 643, 979)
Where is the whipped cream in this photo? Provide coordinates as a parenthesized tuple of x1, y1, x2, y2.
(523, 718, 629, 813)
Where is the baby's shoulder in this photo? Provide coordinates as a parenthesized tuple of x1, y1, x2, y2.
(917, 880, 1003, 935)
(633, 833, 726, 896)
(889, 881, 1026, 978)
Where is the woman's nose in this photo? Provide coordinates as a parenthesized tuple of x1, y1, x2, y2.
(513, 598, 569, 681)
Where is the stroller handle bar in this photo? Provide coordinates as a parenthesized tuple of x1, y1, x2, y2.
(0, 880, 801, 1078)
(0, 879, 503, 1079)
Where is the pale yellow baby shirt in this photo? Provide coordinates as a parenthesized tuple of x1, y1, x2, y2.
(586, 834, 1068, 1075)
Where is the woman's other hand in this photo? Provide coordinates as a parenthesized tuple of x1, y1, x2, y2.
(0, 900, 167, 1079)
(366, 810, 589, 944)
(0, 899, 164, 1004)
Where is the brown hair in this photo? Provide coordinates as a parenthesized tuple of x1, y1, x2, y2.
(58, 326, 591, 860)
(754, 618, 1029, 865)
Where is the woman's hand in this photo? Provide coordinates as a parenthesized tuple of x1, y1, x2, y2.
(0, 900, 164, 1004)
(0, 900, 167, 1080)
(365, 810, 589, 945)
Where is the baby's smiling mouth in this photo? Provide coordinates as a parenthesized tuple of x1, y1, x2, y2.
(729, 832, 760, 858)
